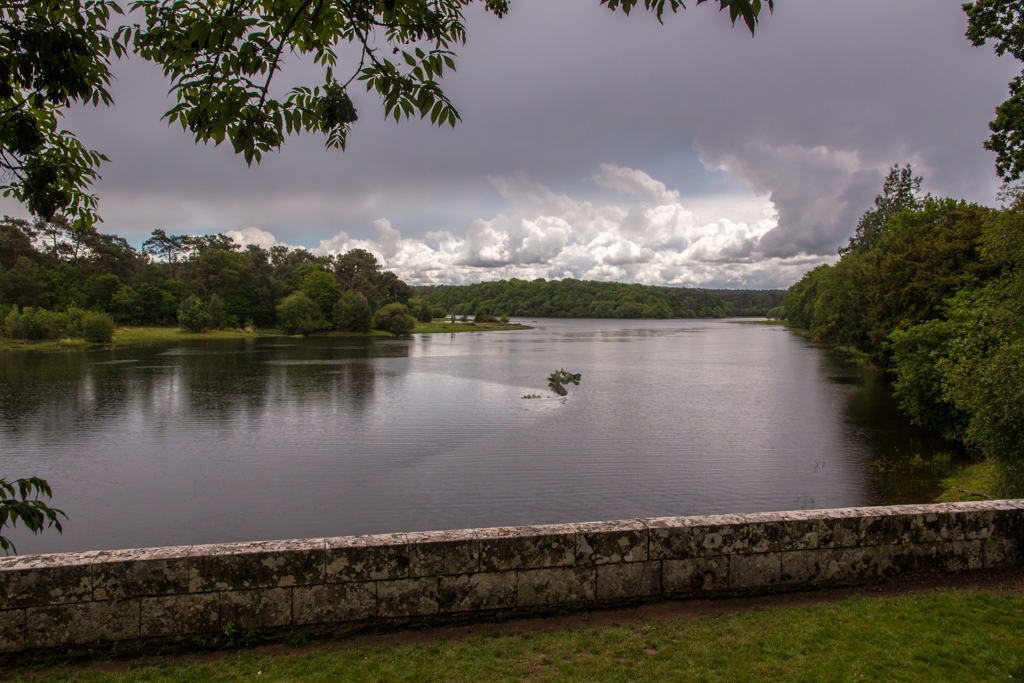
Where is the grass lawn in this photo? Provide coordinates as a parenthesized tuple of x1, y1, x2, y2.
(936, 460, 1001, 503)
(9, 590, 1024, 682)
(0, 321, 531, 351)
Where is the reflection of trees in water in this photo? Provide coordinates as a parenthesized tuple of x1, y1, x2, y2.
(837, 366, 968, 505)
(0, 337, 411, 446)
(259, 338, 410, 415)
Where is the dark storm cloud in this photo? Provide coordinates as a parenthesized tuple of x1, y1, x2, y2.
(1, 0, 1018, 286)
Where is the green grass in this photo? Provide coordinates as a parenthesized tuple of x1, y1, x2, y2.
(10, 591, 1024, 682)
(0, 321, 531, 351)
(936, 460, 1001, 502)
(412, 321, 531, 334)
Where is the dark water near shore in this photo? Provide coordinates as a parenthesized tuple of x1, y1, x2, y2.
(0, 318, 966, 555)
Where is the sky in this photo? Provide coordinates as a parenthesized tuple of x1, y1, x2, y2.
(3, 0, 1020, 289)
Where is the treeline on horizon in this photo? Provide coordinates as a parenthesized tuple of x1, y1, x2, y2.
(415, 280, 784, 319)
(781, 165, 1024, 496)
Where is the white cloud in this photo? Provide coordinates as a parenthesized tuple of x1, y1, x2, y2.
(594, 164, 680, 205)
(225, 226, 288, 250)
(239, 165, 826, 289)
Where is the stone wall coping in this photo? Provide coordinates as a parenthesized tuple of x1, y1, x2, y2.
(2, 500, 1021, 572)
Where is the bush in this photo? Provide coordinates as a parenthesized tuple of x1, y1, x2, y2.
(3, 307, 66, 340)
(500, 313, 510, 324)
(207, 294, 227, 330)
(178, 295, 210, 333)
(277, 291, 323, 335)
(432, 306, 447, 319)
(81, 311, 115, 343)
(416, 307, 433, 323)
(334, 291, 372, 333)
(374, 303, 416, 335)
(475, 313, 498, 323)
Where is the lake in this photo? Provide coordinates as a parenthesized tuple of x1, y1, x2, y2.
(0, 318, 966, 555)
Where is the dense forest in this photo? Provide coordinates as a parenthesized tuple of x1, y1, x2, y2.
(0, 217, 428, 339)
(416, 280, 784, 319)
(782, 166, 1024, 496)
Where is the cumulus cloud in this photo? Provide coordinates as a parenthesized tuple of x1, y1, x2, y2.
(261, 165, 816, 289)
(595, 164, 680, 205)
(224, 227, 289, 250)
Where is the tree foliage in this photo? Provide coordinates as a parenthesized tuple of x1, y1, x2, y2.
(0, 476, 65, 555)
(417, 279, 783, 319)
(786, 174, 1024, 496)
(965, 0, 1024, 180)
(373, 302, 415, 334)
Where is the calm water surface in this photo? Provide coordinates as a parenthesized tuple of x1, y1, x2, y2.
(0, 318, 965, 554)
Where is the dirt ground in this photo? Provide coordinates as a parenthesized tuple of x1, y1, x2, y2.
(43, 565, 1024, 676)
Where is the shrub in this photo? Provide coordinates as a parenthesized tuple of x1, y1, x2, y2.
(334, 291, 372, 333)
(207, 294, 227, 330)
(416, 307, 433, 323)
(476, 313, 498, 323)
(374, 303, 416, 335)
(277, 291, 323, 335)
(3, 307, 66, 340)
(178, 295, 210, 333)
(431, 306, 447, 319)
(81, 311, 115, 343)
(500, 313, 510, 324)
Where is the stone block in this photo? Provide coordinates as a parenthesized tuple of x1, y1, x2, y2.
(293, 583, 376, 624)
(141, 593, 220, 637)
(730, 553, 781, 590)
(984, 538, 1020, 568)
(377, 577, 438, 618)
(649, 515, 748, 560)
(478, 525, 576, 572)
(934, 540, 984, 572)
(662, 557, 729, 595)
(595, 561, 661, 601)
(819, 507, 914, 548)
(0, 609, 24, 653)
(0, 552, 92, 609)
(92, 546, 190, 601)
(818, 546, 890, 583)
(780, 550, 820, 585)
(190, 539, 325, 593)
(576, 520, 649, 565)
(326, 534, 410, 583)
(884, 543, 921, 576)
(963, 508, 1024, 541)
(439, 572, 517, 613)
(26, 600, 140, 648)
(220, 588, 293, 629)
(914, 511, 965, 544)
(747, 518, 818, 554)
(405, 529, 479, 577)
(517, 567, 596, 607)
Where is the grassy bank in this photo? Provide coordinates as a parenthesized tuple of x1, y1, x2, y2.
(936, 460, 1001, 502)
(0, 321, 531, 351)
(9, 590, 1023, 681)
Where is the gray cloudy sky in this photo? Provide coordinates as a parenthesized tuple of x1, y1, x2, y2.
(3, 0, 1019, 288)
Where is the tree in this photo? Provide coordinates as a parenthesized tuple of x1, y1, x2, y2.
(965, 0, 1024, 180)
(276, 290, 323, 335)
(838, 165, 924, 256)
(141, 229, 188, 278)
(1, 0, 770, 228)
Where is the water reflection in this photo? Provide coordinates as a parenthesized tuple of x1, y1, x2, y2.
(0, 320, 965, 554)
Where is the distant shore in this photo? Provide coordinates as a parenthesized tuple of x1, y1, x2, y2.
(0, 320, 533, 351)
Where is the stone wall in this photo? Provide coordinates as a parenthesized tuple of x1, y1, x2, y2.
(1, 500, 1021, 653)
